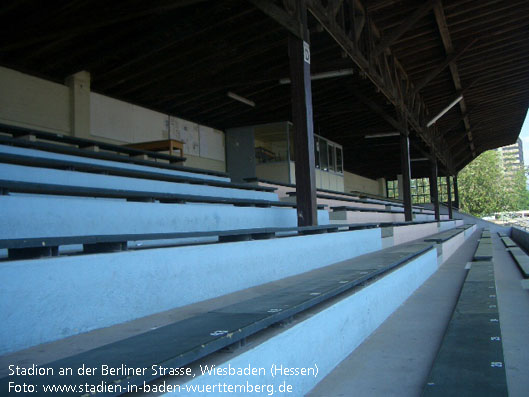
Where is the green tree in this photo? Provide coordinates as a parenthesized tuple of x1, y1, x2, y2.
(458, 150, 511, 216)
(507, 166, 529, 210)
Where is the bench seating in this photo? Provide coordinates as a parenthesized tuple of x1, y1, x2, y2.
(0, 162, 278, 201)
(421, 224, 475, 264)
(506, 247, 529, 278)
(286, 191, 434, 214)
(0, 239, 435, 394)
(1, 223, 379, 259)
(0, 179, 306, 207)
(423, 226, 471, 243)
(500, 236, 517, 248)
(0, 186, 330, 254)
(0, 142, 228, 184)
(423, 232, 507, 396)
(474, 229, 493, 261)
(0, 149, 274, 193)
(497, 232, 529, 279)
(286, 191, 387, 210)
(0, 125, 247, 180)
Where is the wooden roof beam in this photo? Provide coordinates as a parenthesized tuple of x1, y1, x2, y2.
(433, 0, 476, 160)
(372, 0, 436, 59)
(306, 0, 454, 171)
(248, 0, 304, 38)
(413, 38, 478, 94)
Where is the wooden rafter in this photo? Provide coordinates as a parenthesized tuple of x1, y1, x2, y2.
(433, 0, 476, 160)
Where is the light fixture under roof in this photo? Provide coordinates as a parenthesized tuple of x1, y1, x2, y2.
(279, 69, 354, 84)
(427, 95, 463, 127)
(227, 91, 255, 107)
(364, 132, 400, 139)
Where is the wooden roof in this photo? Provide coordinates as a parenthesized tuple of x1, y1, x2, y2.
(1, 0, 528, 179)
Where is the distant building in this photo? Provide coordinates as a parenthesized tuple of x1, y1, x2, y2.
(497, 138, 524, 178)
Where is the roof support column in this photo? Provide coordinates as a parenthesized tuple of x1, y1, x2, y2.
(399, 129, 413, 222)
(65, 71, 91, 139)
(453, 174, 460, 209)
(446, 175, 453, 219)
(429, 158, 440, 221)
(288, 0, 317, 226)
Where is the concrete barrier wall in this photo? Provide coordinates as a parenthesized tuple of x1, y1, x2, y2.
(414, 213, 436, 221)
(438, 220, 456, 231)
(393, 223, 439, 246)
(438, 232, 465, 265)
(0, 228, 380, 354)
(0, 195, 329, 239)
(281, 196, 386, 210)
(465, 224, 477, 238)
(330, 210, 404, 223)
(256, 182, 295, 198)
(174, 248, 438, 396)
(511, 227, 529, 251)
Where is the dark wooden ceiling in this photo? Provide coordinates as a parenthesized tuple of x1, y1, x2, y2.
(1, 0, 528, 180)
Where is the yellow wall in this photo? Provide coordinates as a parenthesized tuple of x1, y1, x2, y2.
(344, 171, 381, 195)
(0, 66, 70, 134)
(0, 66, 226, 173)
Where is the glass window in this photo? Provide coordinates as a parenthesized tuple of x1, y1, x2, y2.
(387, 180, 398, 198)
(336, 147, 343, 173)
(314, 136, 320, 169)
(319, 139, 328, 171)
(328, 144, 335, 172)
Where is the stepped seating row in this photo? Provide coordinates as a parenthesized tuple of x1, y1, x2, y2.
(285, 190, 434, 213)
(0, 146, 272, 192)
(0, 241, 435, 395)
(0, 123, 236, 179)
(1, 220, 474, 395)
(498, 232, 529, 279)
(246, 177, 435, 214)
(0, 126, 473, 395)
(474, 229, 493, 260)
(330, 207, 447, 224)
(424, 224, 475, 264)
(1, 223, 376, 260)
(423, 228, 508, 396)
(0, 135, 333, 259)
(0, 156, 278, 202)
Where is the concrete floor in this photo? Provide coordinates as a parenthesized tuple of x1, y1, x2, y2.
(307, 230, 482, 397)
(308, 228, 529, 397)
(492, 232, 529, 396)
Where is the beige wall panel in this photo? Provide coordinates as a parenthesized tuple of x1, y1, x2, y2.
(0, 66, 70, 133)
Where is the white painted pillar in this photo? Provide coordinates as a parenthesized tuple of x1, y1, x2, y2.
(397, 174, 404, 200)
(65, 71, 90, 138)
(377, 177, 387, 197)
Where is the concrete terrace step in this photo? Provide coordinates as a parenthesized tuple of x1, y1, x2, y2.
(0, 124, 229, 181)
(306, 225, 478, 396)
(0, 193, 330, 256)
(0, 142, 229, 184)
(0, 149, 274, 193)
(422, 254, 507, 396)
(0, 226, 384, 353)
(474, 230, 493, 261)
(500, 236, 517, 248)
(423, 226, 470, 243)
(0, 162, 278, 201)
(0, 123, 229, 180)
(506, 247, 529, 278)
(0, 242, 435, 395)
(1, 223, 379, 260)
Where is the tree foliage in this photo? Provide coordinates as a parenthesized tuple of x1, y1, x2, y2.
(458, 150, 528, 217)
